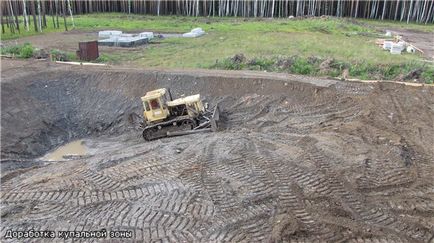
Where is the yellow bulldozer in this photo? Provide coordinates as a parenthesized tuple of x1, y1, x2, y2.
(140, 88, 220, 140)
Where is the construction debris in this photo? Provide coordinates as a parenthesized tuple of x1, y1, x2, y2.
(182, 28, 205, 38)
(376, 34, 422, 55)
(98, 36, 149, 47)
(390, 42, 405, 54)
(98, 30, 123, 38)
(55, 61, 107, 66)
(139, 32, 154, 39)
(98, 31, 154, 47)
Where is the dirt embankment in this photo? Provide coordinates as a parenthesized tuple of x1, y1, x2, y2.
(0, 63, 336, 162)
(1, 62, 434, 242)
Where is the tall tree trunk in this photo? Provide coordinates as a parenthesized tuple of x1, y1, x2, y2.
(36, 0, 42, 32)
(6, 1, 14, 34)
(23, 0, 30, 31)
(55, 0, 60, 28)
(62, 0, 68, 31)
(50, 0, 56, 28)
(407, 0, 413, 23)
(0, 4, 4, 34)
(30, 0, 38, 31)
(41, 0, 47, 27)
(11, 0, 20, 33)
(66, 0, 74, 27)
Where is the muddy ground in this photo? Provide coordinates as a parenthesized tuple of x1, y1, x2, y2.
(1, 59, 434, 242)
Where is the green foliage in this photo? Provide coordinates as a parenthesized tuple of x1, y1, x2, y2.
(96, 54, 110, 63)
(19, 43, 35, 58)
(1, 13, 432, 41)
(50, 49, 69, 61)
(247, 57, 275, 71)
(1, 43, 34, 58)
(66, 52, 78, 61)
(383, 65, 402, 80)
(421, 68, 434, 84)
(212, 54, 434, 82)
(349, 63, 371, 79)
(0, 45, 21, 55)
(290, 58, 315, 75)
(213, 58, 243, 70)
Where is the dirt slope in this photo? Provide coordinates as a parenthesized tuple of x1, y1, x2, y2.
(1, 62, 434, 242)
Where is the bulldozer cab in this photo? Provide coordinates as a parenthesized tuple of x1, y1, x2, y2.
(141, 88, 171, 123)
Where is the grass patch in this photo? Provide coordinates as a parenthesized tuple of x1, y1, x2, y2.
(49, 49, 79, 62)
(0, 43, 79, 61)
(1, 14, 375, 40)
(2, 13, 432, 83)
(1, 20, 66, 40)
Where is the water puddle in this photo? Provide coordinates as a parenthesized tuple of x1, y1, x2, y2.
(43, 140, 88, 161)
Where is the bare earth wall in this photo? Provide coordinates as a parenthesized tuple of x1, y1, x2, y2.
(1, 64, 434, 242)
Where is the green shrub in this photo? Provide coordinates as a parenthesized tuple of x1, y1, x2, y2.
(66, 52, 78, 61)
(212, 58, 244, 70)
(50, 49, 68, 61)
(421, 68, 434, 84)
(383, 65, 402, 80)
(19, 43, 34, 58)
(212, 54, 432, 83)
(349, 63, 371, 80)
(1, 43, 34, 58)
(96, 54, 110, 63)
(290, 58, 315, 75)
(247, 58, 274, 71)
(1, 45, 21, 55)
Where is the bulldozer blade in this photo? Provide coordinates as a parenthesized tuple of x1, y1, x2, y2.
(212, 104, 220, 121)
(166, 104, 220, 138)
(210, 104, 220, 132)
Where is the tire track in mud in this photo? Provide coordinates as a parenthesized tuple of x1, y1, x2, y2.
(303, 143, 433, 242)
(1, 135, 434, 242)
(2, 71, 434, 242)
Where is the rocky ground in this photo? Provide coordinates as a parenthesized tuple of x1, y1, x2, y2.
(1, 60, 434, 242)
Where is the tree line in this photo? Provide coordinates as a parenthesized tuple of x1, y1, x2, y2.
(1, 0, 74, 34)
(2, 0, 433, 34)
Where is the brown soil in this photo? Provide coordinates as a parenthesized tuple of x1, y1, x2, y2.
(1, 59, 434, 242)
(3, 30, 98, 53)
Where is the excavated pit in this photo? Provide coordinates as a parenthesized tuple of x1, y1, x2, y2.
(1, 66, 434, 242)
